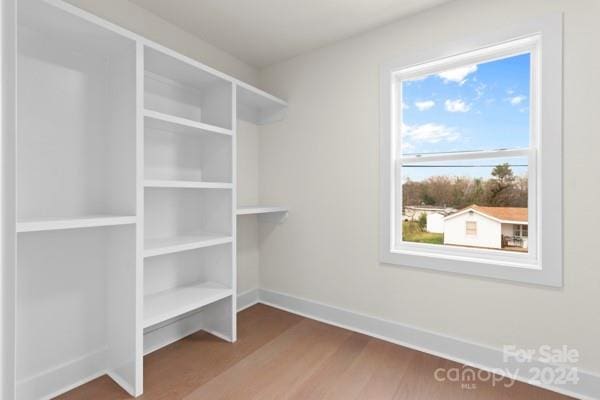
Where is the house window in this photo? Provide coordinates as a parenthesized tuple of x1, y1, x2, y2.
(466, 221, 477, 236)
(380, 16, 563, 286)
(513, 224, 528, 237)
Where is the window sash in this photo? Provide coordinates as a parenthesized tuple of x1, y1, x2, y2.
(391, 42, 539, 264)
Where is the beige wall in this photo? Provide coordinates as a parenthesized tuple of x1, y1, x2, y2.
(258, 0, 600, 374)
(64, 0, 258, 85)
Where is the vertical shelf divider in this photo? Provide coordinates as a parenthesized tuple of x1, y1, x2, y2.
(134, 41, 145, 396)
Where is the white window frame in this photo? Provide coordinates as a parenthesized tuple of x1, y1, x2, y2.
(379, 15, 563, 286)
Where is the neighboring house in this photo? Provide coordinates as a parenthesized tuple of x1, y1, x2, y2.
(426, 212, 445, 233)
(443, 205, 528, 250)
(404, 205, 456, 221)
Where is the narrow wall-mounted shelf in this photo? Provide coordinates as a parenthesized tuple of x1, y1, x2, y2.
(236, 206, 288, 215)
(144, 233, 233, 258)
(144, 180, 232, 189)
(236, 83, 287, 125)
(16, 215, 137, 233)
(144, 282, 232, 328)
(144, 109, 233, 137)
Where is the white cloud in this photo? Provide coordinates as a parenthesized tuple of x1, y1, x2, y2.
(474, 82, 486, 100)
(508, 95, 527, 105)
(402, 123, 460, 144)
(414, 100, 435, 111)
(444, 99, 470, 113)
(437, 65, 477, 85)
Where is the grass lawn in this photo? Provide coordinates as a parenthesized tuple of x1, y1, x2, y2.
(402, 221, 444, 245)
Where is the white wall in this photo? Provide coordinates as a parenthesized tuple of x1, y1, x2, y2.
(258, 0, 600, 375)
(444, 213, 501, 249)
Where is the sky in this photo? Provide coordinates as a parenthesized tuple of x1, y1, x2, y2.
(399, 53, 530, 181)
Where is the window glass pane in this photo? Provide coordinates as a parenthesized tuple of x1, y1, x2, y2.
(398, 53, 531, 155)
(395, 157, 529, 253)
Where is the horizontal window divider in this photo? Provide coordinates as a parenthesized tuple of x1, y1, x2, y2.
(399, 148, 530, 164)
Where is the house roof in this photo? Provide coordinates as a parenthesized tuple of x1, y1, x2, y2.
(446, 205, 528, 223)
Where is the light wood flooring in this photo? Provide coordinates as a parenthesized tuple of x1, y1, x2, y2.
(57, 304, 572, 400)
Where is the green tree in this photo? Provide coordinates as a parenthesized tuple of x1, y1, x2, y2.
(417, 212, 427, 230)
(488, 163, 515, 205)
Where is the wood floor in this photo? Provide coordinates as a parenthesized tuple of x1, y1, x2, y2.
(58, 304, 572, 400)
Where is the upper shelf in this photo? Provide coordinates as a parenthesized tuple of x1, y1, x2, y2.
(17, 215, 137, 233)
(237, 83, 287, 125)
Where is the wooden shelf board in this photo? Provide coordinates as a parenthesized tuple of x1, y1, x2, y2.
(16, 215, 137, 233)
(144, 109, 233, 137)
(236, 206, 288, 215)
(144, 282, 232, 328)
(144, 233, 233, 258)
(144, 180, 232, 189)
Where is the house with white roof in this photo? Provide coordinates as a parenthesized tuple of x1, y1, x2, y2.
(443, 205, 528, 250)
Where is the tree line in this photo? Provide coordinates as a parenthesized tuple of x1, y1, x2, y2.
(402, 163, 528, 209)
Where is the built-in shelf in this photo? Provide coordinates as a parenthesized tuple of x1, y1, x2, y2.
(17, 215, 137, 233)
(144, 282, 232, 328)
(144, 233, 232, 258)
(144, 180, 232, 189)
(236, 83, 287, 125)
(236, 206, 288, 215)
(144, 109, 233, 137)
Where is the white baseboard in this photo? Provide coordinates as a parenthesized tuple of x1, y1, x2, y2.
(256, 288, 600, 400)
(237, 288, 260, 312)
(16, 347, 107, 400)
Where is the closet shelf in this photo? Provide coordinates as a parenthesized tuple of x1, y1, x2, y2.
(16, 215, 137, 233)
(144, 109, 233, 137)
(144, 233, 233, 258)
(236, 83, 287, 125)
(145, 180, 233, 189)
(144, 282, 232, 328)
(236, 206, 288, 215)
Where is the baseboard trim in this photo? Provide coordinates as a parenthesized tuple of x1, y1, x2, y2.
(237, 288, 260, 312)
(257, 288, 600, 400)
(16, 347, 108, 400)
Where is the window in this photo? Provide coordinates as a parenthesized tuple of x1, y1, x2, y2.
(513, 224, 528, 237)
(380, 16, 563, 286)
(466, 221, 477, 236)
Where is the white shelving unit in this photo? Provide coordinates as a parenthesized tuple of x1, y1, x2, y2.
(141, 41, 236, 360)
(1, 1, 285, 399)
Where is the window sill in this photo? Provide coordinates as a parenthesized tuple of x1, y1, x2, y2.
(380, 247, 560, 287)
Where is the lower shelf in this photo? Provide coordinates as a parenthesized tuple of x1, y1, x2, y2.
(143, 282, 232, 328)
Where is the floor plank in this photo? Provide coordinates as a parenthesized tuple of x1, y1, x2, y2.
(57, 304, 573, 400)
